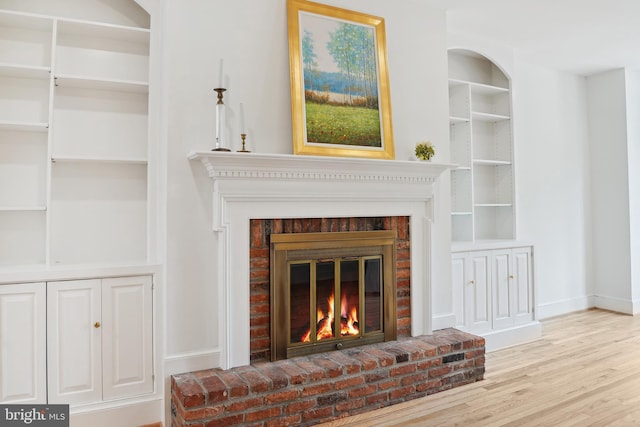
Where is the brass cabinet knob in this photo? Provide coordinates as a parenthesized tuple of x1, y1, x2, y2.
(509, 275, 515, 279)
(469, 280, 475, 285)
(94, 322, 101, 328)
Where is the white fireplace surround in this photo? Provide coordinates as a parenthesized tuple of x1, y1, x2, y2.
(188, 151, 453, 369)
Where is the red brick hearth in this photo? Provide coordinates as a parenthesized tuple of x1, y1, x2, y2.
(171, 329, 485, 426)
(249, 216, 412, 362)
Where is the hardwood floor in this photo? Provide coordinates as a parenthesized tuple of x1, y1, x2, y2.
(320, 309, 640, 426)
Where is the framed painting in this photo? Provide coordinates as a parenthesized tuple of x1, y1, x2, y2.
(287, 0, 395, 159)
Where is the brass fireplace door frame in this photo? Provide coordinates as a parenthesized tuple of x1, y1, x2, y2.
(270, 230, 397, 361)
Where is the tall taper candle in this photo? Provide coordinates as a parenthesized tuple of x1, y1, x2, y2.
(218, 59, 223, 88)
(240, 103, 245, 134)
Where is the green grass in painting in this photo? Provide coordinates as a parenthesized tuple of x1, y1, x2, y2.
(305, 102, 381, 147)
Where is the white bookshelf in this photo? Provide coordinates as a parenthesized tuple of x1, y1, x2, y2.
(0, 5, 150, 268)
(448, 49, 515, 242)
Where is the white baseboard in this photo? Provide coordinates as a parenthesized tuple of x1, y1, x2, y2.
(536, 296, 593, 319)
(592, 295, 635, 315)
(537, 294, 640, 318)
(432, 313, 457, 331)
(481, 321, 543, 352)
(164, 349, 221, 377)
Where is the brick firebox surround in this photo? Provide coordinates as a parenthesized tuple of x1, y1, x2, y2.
(171, 329, 485, 426)
(249, 216, 411, 362)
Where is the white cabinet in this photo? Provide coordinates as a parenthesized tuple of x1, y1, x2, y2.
(0, 282, 46, 404)
(0, 4, 151, 268)
(47, 276, 153, 406)
(452, 251, 492, 333)
(47, 279, 102, 405)
(491, 247, 534, 329)
(101, 276, 153, 400)
(448, 49, 515, 242)
(453, 246, 537, 348)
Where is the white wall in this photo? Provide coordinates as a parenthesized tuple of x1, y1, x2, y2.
(587, 69, 633, 312)
(625, 70, 640, 310)
(516, 63, 592, 318)
(162, 0, 451, 365)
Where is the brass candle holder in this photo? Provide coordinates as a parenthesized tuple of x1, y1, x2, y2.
(237, 133, 250, 153)
(213, 88, 231, 151)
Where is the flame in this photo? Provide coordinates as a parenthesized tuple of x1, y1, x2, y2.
(301, 292, 359, 342)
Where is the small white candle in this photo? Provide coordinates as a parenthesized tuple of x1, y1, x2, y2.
(240, 103, 245, 134)
(218, 59, 224, 88)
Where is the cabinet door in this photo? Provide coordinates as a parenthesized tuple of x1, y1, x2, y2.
(492, 249, 513, 329)
(101, 276, 153, 400)
(451, 254, 466, 327)
(0, 283, 46, 404)
(465, 252, 492, 332)
(512, 247, 534, 324)
(47, 279, 102, 405)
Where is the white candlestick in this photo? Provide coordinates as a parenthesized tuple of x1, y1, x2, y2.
(218, 59, 224, 88)
(240, 103, 245, 134)
(216, 105, 220, 141)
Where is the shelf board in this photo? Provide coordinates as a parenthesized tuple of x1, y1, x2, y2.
(0, 206, 46, 212)
(54, 74, 148, 93)
(451, 211, 473, 216)
(469, 82, 509, 95)
(472, 111, 510, 122)
(453, 166, 472, 171)
(448, 78, 508, 95)
(475, 203, 513, 208)
(0, 120, 48, 132)
(449, 116, 469, 124)
(57, 18, 150, 45)
(0, 9, 53, 31)
(473, 159, 512, 166)
(51, 156, 147, 165)
(0, 63, 50, 80)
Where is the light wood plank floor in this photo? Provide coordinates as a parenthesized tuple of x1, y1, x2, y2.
(320, 309, 640, 426)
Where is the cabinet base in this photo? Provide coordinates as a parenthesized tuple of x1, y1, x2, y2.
(70, 398, 162, 427)
(477, 321, 542, 352)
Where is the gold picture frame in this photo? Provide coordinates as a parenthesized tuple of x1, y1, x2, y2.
(287, 0, 395, 159)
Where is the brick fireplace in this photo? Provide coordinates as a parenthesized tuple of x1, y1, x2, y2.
(251, 217, 408, 362)
(173, 152, 484, 426)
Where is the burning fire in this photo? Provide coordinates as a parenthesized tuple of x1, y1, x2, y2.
(301, 293, 359, 342)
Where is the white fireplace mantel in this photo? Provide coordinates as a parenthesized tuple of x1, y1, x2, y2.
(188, 151, 454, 369)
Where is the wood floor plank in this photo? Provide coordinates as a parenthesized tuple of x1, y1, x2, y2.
(319, 309, 640, 427)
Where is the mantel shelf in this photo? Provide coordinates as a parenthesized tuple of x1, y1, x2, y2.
(187, 151, 455, 185)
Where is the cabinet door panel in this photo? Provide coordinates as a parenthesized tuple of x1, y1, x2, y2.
(492, 251, 512, 328)
(451, 255, 466, 327)
(102, 276, 153, 400)
(47, 279, 102, 405)
(0, 283, 46, 403)
(468, 252, 491, 331)
(513, 248, 533, 323)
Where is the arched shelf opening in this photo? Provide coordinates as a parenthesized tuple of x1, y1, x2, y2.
(448, 49, 515, 243)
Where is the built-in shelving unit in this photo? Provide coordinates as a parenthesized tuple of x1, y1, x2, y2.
(0, 5, 150, 268)
(448, 49, 514, 242)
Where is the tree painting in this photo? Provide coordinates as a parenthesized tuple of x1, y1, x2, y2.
(300, 13, 381, 147)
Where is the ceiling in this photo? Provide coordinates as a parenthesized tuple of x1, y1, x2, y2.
(425, 0, 640, 76)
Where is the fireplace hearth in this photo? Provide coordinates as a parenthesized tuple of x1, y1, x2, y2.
(270, 230, 397, 360)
